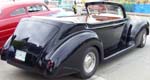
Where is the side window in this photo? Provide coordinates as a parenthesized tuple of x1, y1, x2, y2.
(11, 8, 26, 16)
(27, 5, 37, 12)
(27, 5, 48, 13)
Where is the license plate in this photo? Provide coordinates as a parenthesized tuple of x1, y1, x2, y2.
(15, 50, 27, 62)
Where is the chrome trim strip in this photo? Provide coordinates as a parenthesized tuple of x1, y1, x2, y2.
(104, 43, 135, 60)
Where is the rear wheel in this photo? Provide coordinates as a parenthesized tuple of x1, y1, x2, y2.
(75, 40, 99, 79)
(137, 28, 147, 48)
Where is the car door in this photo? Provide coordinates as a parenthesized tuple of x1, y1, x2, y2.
(88, 20, 126, 50)
(86, 2, 127, 56)
(27, 4, 50, 16)
(0, 7, 28, 48)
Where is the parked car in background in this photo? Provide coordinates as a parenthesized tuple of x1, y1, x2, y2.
(49, 8, 74, 17)
(1, 1, 149, 79)
(0, 1, 58, 48)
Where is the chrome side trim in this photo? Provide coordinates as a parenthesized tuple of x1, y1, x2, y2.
(104, 43, 135, 60)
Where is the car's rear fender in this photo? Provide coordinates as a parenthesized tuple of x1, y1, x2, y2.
(45, 31, 104, 69)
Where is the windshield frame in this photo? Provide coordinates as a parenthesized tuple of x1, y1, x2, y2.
(85, 2, 126, 18)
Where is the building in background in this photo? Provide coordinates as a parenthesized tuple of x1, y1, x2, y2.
(109, 0, 150, 4)
(3, 0, 150, 4)
(2, 0, 150, 13)
(109, 0, 150, 13)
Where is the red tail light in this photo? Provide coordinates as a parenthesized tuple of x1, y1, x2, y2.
(46, 60, 54, 71)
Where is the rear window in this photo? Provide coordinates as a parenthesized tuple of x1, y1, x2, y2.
(14, 19, 59, 47)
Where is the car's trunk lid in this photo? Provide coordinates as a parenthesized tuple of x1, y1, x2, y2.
(12, 18, 60, 56)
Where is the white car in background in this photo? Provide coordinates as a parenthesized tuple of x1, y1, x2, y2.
(49, 8, 74, 17)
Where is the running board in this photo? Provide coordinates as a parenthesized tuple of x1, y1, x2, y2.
(104, 44, 135, 60)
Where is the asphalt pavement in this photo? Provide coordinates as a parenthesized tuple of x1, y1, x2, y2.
(0, 16, 150, 80)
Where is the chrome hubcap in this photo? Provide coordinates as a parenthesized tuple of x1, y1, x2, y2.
(83, 52, 96, 73)
(142, 33, 147, 45)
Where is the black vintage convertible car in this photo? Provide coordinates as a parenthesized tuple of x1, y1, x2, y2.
(0, 1, 149, 79)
